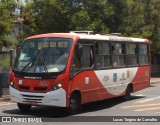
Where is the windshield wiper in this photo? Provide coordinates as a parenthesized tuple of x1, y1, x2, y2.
(21, 48, 49, 74)
(39, 56, 48, 74)
(21, 49, 41, 73)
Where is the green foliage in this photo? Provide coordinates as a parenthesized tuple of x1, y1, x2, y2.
(1, 35, 18, 47)
(108, 0, 155, 38)
(31, 0, 71, 33)
(71, 10, 91, 30)
(21, 0, 114, 34)
(2, 0, 160, 52)
(0, 0, 16, 51)
(0, 58, 10, 68)
(0, 0, 15, 36)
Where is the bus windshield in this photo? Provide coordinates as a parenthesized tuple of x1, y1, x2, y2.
(14, 38, 73, 73)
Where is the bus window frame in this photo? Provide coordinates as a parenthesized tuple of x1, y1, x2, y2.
(111, 42, 126, 68)
(70, 40, 95, 78)
(70, 39, 150, 78)
(125, 43, 139, 67)
(95, 41, 112, 69)
(138, 43, 150, 66)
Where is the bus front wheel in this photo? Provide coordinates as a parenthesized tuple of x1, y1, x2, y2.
(67, 93, 81, 115)
(17, 103, 31, 112)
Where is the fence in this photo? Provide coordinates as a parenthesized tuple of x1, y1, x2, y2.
(0, 50, 16, 97)
(0, 52, 9, 60)
(0, 66, 11, 97)
(151, 65, 160, 75)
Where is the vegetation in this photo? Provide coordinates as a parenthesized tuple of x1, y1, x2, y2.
(1, 0, 160, 52)
(0, 57, 10, 67)
(0, 0, 18, 52)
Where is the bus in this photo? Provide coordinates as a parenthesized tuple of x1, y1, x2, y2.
(9, 32, 150, 115)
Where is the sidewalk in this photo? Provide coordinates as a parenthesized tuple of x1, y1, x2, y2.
(0, 95, 10, 102)
(0, 77, 160, 102)
(150, 77, 160, 84)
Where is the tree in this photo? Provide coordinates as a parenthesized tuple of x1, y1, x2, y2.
(21, 0, 114, 35)
(108, 0, 154, 38)
(32, 0, 71, 33)
(146, 0, 160, 52)
(68, 0, 114, 34)
(0, 0, 17, 52)
(121, 0, 152, 38)
(17, 0, 36, 38)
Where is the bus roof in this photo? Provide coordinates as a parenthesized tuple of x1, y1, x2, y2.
(25, 33, 148, 43)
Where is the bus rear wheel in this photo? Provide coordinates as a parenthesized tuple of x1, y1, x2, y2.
(17, 103, 31, 112)
(67, 94, 81, 115)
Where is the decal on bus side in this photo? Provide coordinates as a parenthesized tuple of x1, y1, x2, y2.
(94, 67, 138, 95)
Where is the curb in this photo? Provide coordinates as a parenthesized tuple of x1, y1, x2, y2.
(0, 95, 10, 102)
(150, 79, 160, 84)
(151, 81, 160, 84)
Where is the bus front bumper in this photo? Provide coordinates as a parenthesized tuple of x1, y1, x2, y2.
(9, 86, 66, 107)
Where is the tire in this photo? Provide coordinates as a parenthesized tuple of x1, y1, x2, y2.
(123, 85, 132, 101)
(67, 93, 81, 115)
(17, 103, 31, 112)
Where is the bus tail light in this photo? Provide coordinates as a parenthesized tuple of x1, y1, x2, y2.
(50, 80, 63, 91)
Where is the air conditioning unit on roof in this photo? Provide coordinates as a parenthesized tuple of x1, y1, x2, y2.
(70, 31, 94, 35)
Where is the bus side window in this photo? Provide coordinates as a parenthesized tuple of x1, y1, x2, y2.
(112, 43, 125, 68)
(80, 45, 94, 69)
(138, 44, 149, 65)
(96, 42, 111, 68)
(71, 44, 94, 71)
(71, 46, 82, 70)
(112, 45, 115, 54)
(135, 45, 139, 54)
(126, 43, 138, 66)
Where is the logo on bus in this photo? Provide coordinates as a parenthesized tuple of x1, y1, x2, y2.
(120, 73, 126, 81)
(40, 81, 49, 86)
(113, 73, 117, 82)
(103, 76, 109, 82)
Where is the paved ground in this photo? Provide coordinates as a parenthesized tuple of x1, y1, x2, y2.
(0, 82, 160, 125)
(150, 77, 160, 84)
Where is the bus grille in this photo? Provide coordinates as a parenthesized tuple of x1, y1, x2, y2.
(18, 86, 47, 92)
(22, 94, 44, 104)
(19, 86, 30, 90)
(34, 87, 47, 91)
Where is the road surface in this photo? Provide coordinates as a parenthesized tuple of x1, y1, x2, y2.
(0, 83, 160, 125)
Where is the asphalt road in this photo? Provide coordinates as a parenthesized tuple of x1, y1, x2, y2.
(0, 83, 160, 125)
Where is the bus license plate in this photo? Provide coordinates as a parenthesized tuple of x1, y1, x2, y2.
(27, 100, 37, 105)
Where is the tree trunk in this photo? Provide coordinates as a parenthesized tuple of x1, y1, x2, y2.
(0, 44, 2, 53)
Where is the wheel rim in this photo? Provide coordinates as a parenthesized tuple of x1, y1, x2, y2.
(70, 98, 77, 111)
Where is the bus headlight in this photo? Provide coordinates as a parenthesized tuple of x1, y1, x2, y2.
(10, 82, 17, 89)
(50, 80, 63, 91)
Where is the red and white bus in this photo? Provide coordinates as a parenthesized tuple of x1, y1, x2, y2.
(9, 32, 150, 114)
